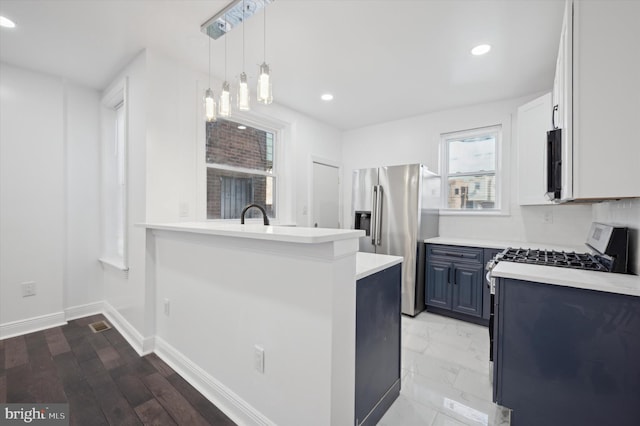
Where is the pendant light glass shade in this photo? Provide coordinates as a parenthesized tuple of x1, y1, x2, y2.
(238, 72, 250, 111)
(204, 88, 217, 122)
(204, 31, 216, 122)
(257, 62, 273, 104)
(219, 81, 231, 117)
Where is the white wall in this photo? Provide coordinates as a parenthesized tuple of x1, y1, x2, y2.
(0, 63, 65, 329)
(100, 51, 151, 348)
(65, 84, 103, 313)
(145, 51, 199, 224)
(0, 62, 102, 337)
(592, 199, 640, 275)
(341, 94, 594, 247)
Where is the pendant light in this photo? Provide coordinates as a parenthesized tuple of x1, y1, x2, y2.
(257, 3, 273, 104)
(219, 13, 231, 118)
(204, 36, 216, 122)
(237, 0, 250, 111)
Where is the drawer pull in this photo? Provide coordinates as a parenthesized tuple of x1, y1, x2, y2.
(432, 250, 471, 258)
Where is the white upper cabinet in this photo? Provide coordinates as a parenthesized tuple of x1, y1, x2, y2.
(552, 1, 571, 134)
(555, 0, 640, 201)
(518, 93, 553, 205)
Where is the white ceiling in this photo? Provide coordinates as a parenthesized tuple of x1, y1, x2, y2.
(0, 0, 564, 130)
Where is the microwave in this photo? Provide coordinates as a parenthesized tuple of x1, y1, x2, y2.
(546, 128, 562, 201)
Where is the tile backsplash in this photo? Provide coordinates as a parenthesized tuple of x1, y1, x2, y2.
(592, 199, 640, 275)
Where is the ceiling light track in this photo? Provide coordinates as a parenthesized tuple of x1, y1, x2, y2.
(201, 0, 274, 40)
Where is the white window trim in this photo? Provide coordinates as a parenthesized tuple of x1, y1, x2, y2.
(204, 114, 281, 221)
(439, 125, 507, 216)
(99, 77, 129, 271)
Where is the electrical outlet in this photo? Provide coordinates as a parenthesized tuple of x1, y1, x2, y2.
(21, 281, 36, 297)
(163, 298, 170, 316)
(543, 210, 553, 224)
(254, 345, 265, 374)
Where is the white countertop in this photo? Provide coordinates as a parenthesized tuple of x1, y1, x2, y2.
(425, 236, 585, 252)
(356, 252, 403, 280)
(141, 222, 365, 244)
(492, 262, 640, 297)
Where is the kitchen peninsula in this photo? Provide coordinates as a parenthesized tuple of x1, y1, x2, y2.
(142, 222, 400, 426)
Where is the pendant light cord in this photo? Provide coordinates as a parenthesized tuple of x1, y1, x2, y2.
(263, 1, 266, 62)
(224, 14, 228, 81)
(208, 36, 211, 88)
(242, 0, 246, 71)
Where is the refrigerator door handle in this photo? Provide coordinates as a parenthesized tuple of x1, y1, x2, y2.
(375, 185, 383, 246)
(371, 186, 377, 245)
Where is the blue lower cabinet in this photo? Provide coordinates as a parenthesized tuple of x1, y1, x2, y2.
(355, 264, 401, 426)
(426, 259, 453, 309)
(494, 278, 640, 426)
(451, 263, 483, 317)
(425, 244, 492, 324)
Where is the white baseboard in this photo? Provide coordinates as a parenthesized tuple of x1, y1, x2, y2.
(0, 311, 67, 340)
(155, 337, 275, 426)
(65, 301, 104, 321)
(102, 301, 153, 356)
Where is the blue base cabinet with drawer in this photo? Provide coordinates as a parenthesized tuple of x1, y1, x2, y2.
(426, 244, 500, 325)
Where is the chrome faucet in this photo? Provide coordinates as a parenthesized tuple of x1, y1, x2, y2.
(240, 203, 270, 225)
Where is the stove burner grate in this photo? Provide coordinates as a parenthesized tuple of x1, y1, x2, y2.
(496, 248, 609, 272)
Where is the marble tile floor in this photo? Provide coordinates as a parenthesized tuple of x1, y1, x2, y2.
(379, 312, 511, 426)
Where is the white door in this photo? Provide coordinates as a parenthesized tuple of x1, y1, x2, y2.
(312, 162, 340, 228)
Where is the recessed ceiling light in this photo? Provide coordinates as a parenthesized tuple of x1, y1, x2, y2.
(0, 16, 16, 28)
(471, 44, 491, 56)
(237, 125, 247, 130)
(321, 93, 334, 101)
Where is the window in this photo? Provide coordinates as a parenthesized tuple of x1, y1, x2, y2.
(441, 126, 501, 211)
(206, 119, 277, 220)
(100, 78, 128, 270)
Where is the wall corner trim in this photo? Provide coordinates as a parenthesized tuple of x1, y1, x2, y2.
(102, 301, 152, 356)
(154, 336, 275, 426)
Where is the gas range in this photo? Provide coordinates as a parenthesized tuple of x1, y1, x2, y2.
(486, 222, 629, 294)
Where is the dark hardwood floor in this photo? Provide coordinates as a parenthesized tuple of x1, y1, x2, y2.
(0, 314, 236, 426)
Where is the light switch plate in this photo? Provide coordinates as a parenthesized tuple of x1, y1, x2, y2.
(254, 345, 265, 374)
(21, 281, 36, 297)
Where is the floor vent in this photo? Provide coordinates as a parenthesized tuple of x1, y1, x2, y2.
(89, 320, 112, 333)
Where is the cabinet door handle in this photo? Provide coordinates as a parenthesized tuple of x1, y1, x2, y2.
(552, 104, 559, 130)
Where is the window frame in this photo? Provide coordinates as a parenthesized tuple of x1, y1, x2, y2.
(98, 77, 129, 271)
(440, 125, 503, 215)
(205, 117, 280, 221)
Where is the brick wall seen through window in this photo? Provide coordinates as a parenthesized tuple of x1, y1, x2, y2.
(206, 119, 276, 219)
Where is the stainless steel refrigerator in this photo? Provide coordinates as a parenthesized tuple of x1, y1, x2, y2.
(352, 164, 440, 316)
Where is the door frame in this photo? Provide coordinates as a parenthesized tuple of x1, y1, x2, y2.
(309, 155, 343, 228)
